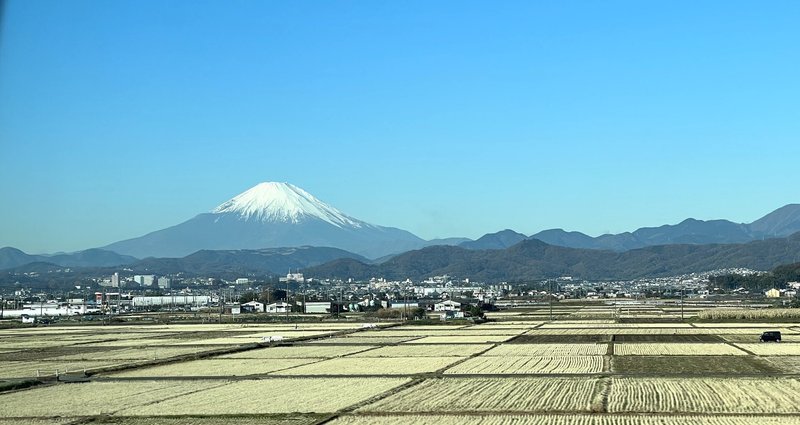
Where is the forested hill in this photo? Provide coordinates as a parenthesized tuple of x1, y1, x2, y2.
(305, 233, 800, 281)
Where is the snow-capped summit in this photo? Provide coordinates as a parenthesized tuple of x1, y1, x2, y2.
(103, 181, 426, 259)
(212, 182, 364, 228)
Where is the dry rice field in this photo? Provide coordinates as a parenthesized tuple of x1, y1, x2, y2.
(111, 358, 320, 377)
(482, 343, 608, 356)
(444, 356, 605, 374)
(348, 344, 491, 357)
(734, 343, 800, 356)
(1, 307, 799, 424)
(358, 377, 604, 413)
(273, 356, 460, 375)
(118, 378, 410, 416)
(607, 377, 800, 414)
(329, 414, 800, 425)
(219, 345, 376, 359)
(613, 343, 747, 356)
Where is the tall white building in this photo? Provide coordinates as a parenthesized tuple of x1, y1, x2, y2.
(157, 277, 171, 289)
(133, 275, 156, 286)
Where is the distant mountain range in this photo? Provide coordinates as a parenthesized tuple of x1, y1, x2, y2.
(6, 233, 800, 282)
(102, 182, 427, 259)
(3, 181, 800, 280)
(306, 232, 800, 281)
(459, 204, 800, 252)
(0, 247, 136, 271)
(0, 246, 368, 279)
(130, 246, 368, 276)
(93, 181, 800, 260)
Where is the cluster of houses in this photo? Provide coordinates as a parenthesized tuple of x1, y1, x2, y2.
(235, 298, 471, 319)
(765, 282, 800, 299)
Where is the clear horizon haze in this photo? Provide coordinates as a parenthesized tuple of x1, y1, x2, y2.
(1, 1, 798, 254)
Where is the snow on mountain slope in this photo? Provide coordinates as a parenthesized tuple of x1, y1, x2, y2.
(212, 182, 366, 228)
(102, 181, 424, 259)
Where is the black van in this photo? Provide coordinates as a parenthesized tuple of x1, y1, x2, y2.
(760, 331, 781, 342)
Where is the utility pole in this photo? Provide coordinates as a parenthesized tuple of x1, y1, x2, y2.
(285, 279, 290, 323)
(549, 280, 553, 322)
(403, 288, 408, 320)
(680, 287, 684, 320)
(218, 289, 224, 323)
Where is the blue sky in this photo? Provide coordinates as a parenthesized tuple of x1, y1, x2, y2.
(1, 1, 799, 253)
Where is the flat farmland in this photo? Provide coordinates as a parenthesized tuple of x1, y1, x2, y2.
(613, 343, 747, 356)
(48, 345, 236, 361)
(312, 335, 418, 344)
(764, 356, 800, 373)
(348, 344, 491, 357)
(3, 315, 800, 424)
(722, 333, 800, 343)
(359, 377, 604, 413)
(273, 356, 460, 375)
(611, 356, 777, 374)
(329, 414, 800, 425)
(219, 345, 376, 359)
(608, 377, 800, 414)
(376, 329, 525, 336)
(404, 335, 515, 344)
(0, 380, 231, 417)
(482, 343, 608, 356)
(85, 416, 326, 425)
(734, 343, 800, 356)
(444, 356, 605, 374)
(0, 360, 126, 379)
(111, 358, 320, 377)
(527, 327, 800, 335)
(538, 323, 693, 328)
(613, 334, 724, 342)
(118, 377, 410, 415)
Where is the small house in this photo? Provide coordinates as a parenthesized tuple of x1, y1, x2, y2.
(266, 302, 293, 313)
(241, 301, 265, 313)
(434, 300, 462, 312)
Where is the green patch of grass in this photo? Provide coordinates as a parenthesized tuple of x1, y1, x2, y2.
(611, 355, 779, 374)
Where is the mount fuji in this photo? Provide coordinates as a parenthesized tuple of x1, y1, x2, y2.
(102, 182, 427, 259)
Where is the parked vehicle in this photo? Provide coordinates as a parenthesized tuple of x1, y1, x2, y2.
(760, 331, 782, 342)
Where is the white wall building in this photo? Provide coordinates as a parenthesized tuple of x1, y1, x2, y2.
(241, 301, 265, 313)
(3, 302, 99, 318)
(131, 295, 212, 307)
(304, 301, 331, 314)
(266, 302, 293, 313)
(434, 300, 462, 312)
(279, 273, 305, 283)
